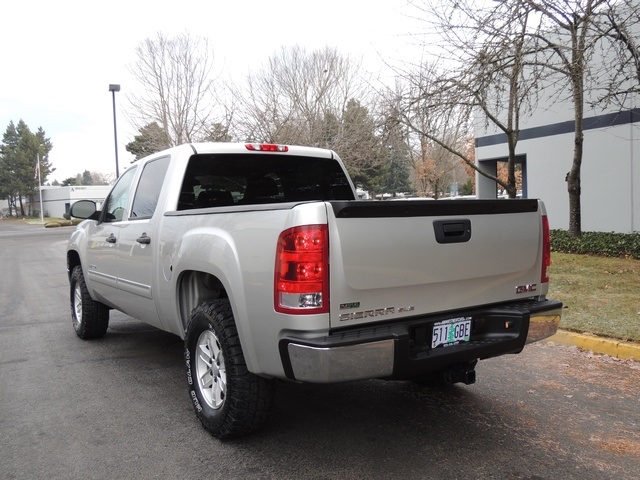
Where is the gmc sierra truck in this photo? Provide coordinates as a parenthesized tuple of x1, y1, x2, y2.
(67, 142, 562, 438)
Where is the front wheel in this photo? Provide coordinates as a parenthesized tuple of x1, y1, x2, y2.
(184, 299, 275, 439)
(70, 266, 109, 339)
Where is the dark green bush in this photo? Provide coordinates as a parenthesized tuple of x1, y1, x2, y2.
(551, 230, 640, 259)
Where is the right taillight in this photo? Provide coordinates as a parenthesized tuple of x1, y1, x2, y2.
(274, 225, 329, 314)
(541, 215, 551, 283)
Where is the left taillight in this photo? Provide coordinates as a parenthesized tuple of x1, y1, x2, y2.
(541, 215, 551, 283)
(274, 225, 329, 314)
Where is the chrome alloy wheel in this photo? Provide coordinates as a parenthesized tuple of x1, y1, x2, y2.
(72, 282, 83, 328)
(195, 329, 227, 409)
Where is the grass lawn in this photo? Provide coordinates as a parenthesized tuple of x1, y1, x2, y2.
(549, 253, 640, 342)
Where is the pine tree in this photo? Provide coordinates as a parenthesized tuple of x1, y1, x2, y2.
(125, 122, 171, 161)
(0, 120, 54, 216)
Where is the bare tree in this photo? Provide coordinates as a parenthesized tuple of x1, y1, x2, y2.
(592, 0, 640, 107)
(387, 62, 509, 196)
(234, 45, 366, 146)
(521, 0, 608, 236)
(233, 46, 388, 191)
(412, 140, 461, 199)
(405, 0, 545, 198)
(472, 4, 542, 198)
(411, 0, 626, 235)
(128, 32, 218, 146)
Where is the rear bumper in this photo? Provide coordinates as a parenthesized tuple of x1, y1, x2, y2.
(525, 307, 562, 344)
(279, 299, 562, 383)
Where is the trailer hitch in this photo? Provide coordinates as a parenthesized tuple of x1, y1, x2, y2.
(443, 360, 478, 385)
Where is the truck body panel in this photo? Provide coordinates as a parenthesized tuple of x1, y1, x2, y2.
(326, 199, 547, 329)
(67, 142, 560, 384)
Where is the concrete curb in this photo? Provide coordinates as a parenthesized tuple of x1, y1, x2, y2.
(545, 330, 640, 360)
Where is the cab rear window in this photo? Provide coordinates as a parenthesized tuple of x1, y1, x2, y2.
(177, 153, 354, 210)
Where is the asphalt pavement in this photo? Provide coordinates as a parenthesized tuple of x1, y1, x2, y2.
(1, 220, 638, 479)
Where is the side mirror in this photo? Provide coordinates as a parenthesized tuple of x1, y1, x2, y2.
(70, 200, 100, 220)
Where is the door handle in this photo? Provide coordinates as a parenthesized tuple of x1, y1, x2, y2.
(433, 220, 472, 244)
(106, 233, 117, 244)
(136, 233, 151, 245)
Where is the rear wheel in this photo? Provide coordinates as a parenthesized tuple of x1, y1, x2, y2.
(184, 299, 275, 439)
(70, 266, 109, 339)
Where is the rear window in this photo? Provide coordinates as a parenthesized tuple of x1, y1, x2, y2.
(177, 153, 354, 210)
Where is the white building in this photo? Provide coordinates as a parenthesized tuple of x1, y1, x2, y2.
(475, 104, 639, 233)
(39, 185, 111, 218)
(1, 185, 111, 219)
(475, 12, 639, 234)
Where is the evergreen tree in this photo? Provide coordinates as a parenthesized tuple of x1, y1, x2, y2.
(379, 119, 413, 195)
(62, 176, 80, 187)
(382, 157, 413, 195)
(81, 170, 93, 185)
(459, 177, 475, 196)
(336, 99, 386, 195)
(0, 120, 53, 216)
(125, 122, 171, 161)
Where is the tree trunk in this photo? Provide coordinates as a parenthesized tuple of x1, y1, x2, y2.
(568, 187, 582, 236)
(568, 32, 585, 237)
(506, 133, 518, 198)
(567, 165, 582, 236)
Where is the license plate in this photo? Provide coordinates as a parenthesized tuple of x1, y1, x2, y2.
(431, 317, 472, 348)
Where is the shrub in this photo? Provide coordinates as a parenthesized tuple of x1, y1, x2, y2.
(551, 230, 640, 259)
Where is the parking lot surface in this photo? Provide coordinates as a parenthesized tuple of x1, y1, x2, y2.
(1, 221, 638, 479)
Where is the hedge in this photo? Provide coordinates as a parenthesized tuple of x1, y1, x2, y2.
(551, 230, 640, 259)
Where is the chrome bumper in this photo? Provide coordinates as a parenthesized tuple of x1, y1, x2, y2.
(287, 340, 394, 383)
(525, 307, 562, 344)
(284, 299, 563, 383)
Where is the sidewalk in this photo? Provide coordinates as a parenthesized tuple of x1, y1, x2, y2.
(546, 329, 640, 360)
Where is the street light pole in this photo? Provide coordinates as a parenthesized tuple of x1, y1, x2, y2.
(108, 84, 121, 178)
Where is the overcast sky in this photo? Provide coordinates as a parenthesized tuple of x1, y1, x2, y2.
(1, 0, 425, 183)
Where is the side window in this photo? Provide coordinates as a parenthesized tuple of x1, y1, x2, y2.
(130, 156, 170, 219)
(102, 166, 138, 223)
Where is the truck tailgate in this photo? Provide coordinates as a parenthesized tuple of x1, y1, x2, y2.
(327, 200, 545, 328)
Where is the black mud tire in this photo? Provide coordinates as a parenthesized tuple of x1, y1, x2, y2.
(184, 299, 275, 439)
(70, 266, 109, 339)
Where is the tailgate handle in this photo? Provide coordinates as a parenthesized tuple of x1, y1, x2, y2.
(433, 220, 471, 244)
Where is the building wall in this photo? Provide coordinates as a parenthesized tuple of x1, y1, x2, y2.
(36, 186, 111, 218)
(474, 24, 640, 233)
(476, 119, 639, 232)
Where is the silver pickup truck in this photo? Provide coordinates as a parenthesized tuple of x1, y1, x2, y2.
(67, 142, 561, 438)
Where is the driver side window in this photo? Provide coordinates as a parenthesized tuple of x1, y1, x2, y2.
(102, 166, 138, 223)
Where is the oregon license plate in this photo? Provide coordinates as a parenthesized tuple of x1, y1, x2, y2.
(431, 317, 472, 348)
